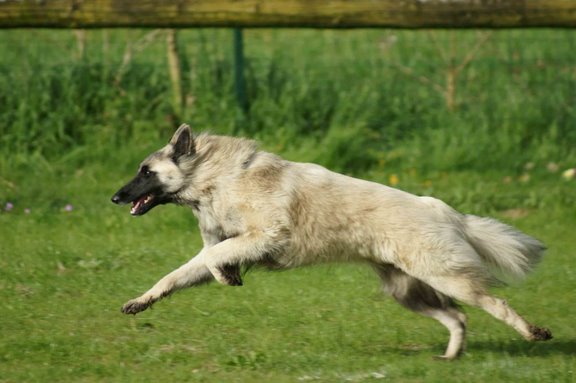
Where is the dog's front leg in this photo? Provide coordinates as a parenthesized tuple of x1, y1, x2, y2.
(204, 230, 280, 286)
(121, 250, 212, 315)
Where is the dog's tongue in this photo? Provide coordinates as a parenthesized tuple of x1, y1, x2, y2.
(130, 195, 151, 215)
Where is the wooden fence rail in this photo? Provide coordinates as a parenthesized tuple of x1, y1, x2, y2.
(1, 0, 576, 29)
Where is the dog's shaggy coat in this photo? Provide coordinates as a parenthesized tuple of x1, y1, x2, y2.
(112, 124, 552, 359)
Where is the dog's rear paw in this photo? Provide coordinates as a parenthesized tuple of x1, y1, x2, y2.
(529, 325, 553, 341)
(121, 298, 153, 315)
(433, 354, 459, 361)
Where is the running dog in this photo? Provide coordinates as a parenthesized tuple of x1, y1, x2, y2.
(111, 124, 552, 359)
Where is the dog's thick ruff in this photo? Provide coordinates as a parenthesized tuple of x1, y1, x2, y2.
(112, 124, 552, 359)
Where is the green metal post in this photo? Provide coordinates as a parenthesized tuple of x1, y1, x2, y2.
(233, 28, 248, 114)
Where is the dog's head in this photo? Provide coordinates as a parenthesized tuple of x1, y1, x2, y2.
(111, 124, 195, 216)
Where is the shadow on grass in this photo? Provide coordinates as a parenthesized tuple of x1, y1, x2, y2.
(364, 339, 576, 359)
(468, 339, 576, 357)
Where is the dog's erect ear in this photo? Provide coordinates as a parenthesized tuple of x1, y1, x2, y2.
(170, 123, 195, 160)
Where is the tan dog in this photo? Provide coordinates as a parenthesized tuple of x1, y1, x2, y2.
(112, 124, 552, 359)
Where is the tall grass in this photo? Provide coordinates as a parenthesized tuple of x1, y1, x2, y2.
(1, 29, 575, 174)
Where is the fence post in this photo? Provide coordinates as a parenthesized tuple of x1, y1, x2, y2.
(167, 29, 184, 118)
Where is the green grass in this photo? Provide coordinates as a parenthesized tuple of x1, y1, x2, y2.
(1, 29, 575, 174)
(1, 28, 576, 382)
(1, 168, 575, 382)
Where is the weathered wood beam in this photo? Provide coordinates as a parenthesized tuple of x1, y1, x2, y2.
(0, 0, 575, 29)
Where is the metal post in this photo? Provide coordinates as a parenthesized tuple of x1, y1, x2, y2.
(233, 28, 248, 115)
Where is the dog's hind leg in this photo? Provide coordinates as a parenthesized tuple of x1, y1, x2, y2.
(421, 275, 552, 342)
(373, 264, 467, 360)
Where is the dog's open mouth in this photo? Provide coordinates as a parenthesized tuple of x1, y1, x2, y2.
(130, 194, 155, 216)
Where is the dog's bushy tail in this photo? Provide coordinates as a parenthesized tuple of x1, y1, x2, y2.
(464, 215, 546, 285)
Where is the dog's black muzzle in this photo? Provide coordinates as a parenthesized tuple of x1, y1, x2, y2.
(111, 194, 123, 204)
(111, 171, 171, 216)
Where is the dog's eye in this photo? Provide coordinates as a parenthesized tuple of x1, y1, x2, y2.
(140, 166, 153, 177)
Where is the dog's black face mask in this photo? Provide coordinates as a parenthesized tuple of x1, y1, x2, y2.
(111, 165, 172, 216)
(112, 123, 195, 216)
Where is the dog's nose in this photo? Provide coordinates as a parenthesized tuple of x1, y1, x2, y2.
(111, 195, 121, 204)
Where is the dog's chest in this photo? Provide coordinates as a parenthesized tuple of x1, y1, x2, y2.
(194, 203, 244, 244)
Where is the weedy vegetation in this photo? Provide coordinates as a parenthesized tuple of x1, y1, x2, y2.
(0, 29, 575, 382)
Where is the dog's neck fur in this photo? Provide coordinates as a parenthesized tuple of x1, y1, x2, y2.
(176, 133, 259, 206)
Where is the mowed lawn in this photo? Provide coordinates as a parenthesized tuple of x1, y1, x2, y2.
(1, 171, 574, 383)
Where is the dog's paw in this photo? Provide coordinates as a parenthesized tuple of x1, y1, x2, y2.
(121, 298, 153, 315)
(207, 262, 243, 286)
(529, 325, 553, 341)
(433, 354, 459, 361)
(219, 263, 243, 286)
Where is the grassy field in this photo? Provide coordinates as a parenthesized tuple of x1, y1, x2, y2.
(1, 171, 575, 382)
(1, 29, 576, 382)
